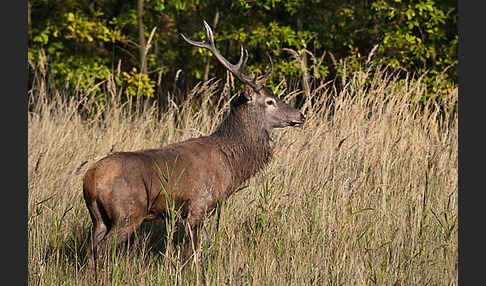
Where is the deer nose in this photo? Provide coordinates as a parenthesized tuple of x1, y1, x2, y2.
(300, 113, 306, 122)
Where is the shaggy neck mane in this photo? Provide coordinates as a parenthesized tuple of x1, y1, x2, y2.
(210, 96, 272, 195)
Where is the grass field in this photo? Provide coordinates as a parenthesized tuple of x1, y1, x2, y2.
(28, 66, 458, 285)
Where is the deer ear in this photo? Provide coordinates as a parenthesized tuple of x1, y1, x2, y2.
(243, 85, 257, 102)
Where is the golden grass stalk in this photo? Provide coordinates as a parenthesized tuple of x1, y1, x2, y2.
(28, 64, 457, 285)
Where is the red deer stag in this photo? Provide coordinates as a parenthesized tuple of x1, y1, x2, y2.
(83, 20, 305, 270)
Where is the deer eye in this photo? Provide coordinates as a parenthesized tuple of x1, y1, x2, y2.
(265, 99, 275, 106)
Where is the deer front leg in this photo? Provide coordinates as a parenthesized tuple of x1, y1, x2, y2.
(181, 208, 209, 270)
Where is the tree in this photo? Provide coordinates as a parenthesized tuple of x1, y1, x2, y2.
(28, 0, 457, 105)
(137, 0, 147, 75)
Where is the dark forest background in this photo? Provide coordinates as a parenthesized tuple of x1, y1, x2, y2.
(28, 0, 457, 107)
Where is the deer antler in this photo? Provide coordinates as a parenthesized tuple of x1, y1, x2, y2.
(181, 21, 273, 91)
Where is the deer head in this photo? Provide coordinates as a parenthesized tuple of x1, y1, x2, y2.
(181, 21, 305, 134)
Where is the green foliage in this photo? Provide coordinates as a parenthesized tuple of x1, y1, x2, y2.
(28, 0, 457, 104)
(371, 0, 457, 93)
(121, 67, 156, 98)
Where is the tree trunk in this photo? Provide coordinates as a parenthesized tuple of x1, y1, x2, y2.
(137, 0, 147, 75)
(28, 1, 31, 38)
(296, 18, 310, 98)
(300, 50, 311, 99)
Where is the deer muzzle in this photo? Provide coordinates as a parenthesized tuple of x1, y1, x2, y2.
(288, 112, 305, 127)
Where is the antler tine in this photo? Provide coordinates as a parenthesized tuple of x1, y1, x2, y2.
(233, 45, 248, 72)
(257, 52, 274, 84)
(179, 21, 214, 49)
(180, 33, 206, 48)
(202, 20, 215, 46)
(181, 21, 264, 91)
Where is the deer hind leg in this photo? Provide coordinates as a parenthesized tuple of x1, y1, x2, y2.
(95, 176, 147, 256)
(98, 223, 139, 250)
(93, 214, 144, 266)
(86, 199, 109, 270)
(96, 206, 146, 261)
(87, 221, 107, 269)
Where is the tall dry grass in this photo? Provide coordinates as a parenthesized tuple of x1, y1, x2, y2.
(28, 64, 457, 285)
